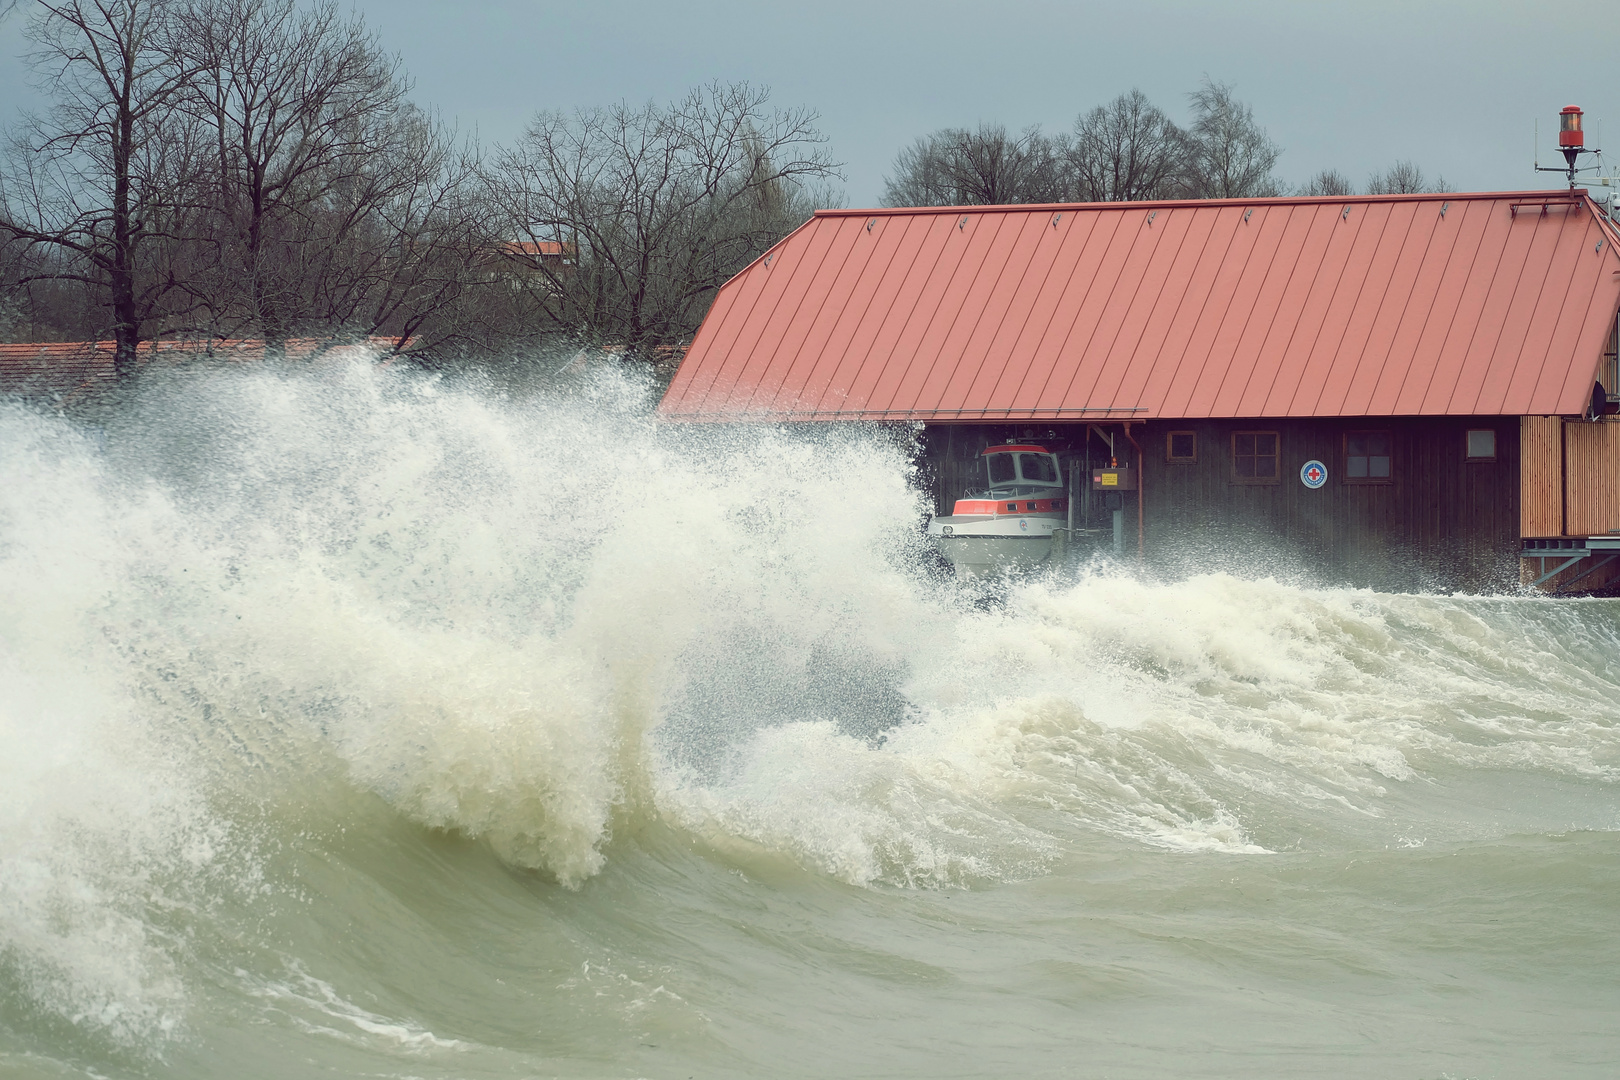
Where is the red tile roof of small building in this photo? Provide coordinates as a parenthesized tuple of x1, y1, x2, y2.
(0, 337, 405, 402)
(659, 190, 1620, 421)
(500, 240, 577, 259)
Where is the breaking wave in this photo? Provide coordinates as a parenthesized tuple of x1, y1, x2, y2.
(2, 357, 1617, 1061)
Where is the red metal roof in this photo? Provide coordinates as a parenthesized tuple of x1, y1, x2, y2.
(659, 191, 1620, 421)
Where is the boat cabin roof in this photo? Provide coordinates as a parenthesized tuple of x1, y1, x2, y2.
(983, 444, 1050, 455)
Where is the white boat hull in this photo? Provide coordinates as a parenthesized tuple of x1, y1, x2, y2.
(927, 514, 1061, 576)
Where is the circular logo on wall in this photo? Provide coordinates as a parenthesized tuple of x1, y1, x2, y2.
(1300, 460, 1328, 489)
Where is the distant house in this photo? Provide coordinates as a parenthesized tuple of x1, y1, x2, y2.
(658, 190, 1620, 592)
(0, 337, 406, 407)
(493, 240, 578, 286)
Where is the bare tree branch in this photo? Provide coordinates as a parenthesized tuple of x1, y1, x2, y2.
(490, 81, 841, 353)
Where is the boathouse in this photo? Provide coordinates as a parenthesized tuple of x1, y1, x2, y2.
(658, 190, 1620, 591)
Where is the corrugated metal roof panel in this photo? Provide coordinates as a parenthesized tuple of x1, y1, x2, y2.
(660, 191, 1620, 421)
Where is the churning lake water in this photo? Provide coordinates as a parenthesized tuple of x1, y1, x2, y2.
(2, 360, 1617, 1079)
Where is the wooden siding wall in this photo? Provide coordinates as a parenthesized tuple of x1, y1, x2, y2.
(1139, 417, 1519, 590)
(1520, 416, 1564, 536)
(1565, 418, 1620, 535)
(918, 418, 1522, 590)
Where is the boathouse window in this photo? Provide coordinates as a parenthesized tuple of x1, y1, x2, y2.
(1465, 429, 1497, 461)
(1345, 431, 1393, 482)
(1231, 431, 1279, 483)
(1166, 431, 1196, 463)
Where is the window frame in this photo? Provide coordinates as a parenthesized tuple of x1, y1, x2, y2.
(1343, 429, 1394, 485)
(1230, 430, 1281, 485)
(1166, 430, 1197, 464)
(1464, 428, 1498, 462)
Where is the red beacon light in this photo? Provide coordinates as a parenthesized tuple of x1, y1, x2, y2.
(1560, 105, 1584, 149)
(1538, 104, 1601, 188)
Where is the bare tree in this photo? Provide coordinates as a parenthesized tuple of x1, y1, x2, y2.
(1298, 168, 1355, 196)
(1366, 160, 1452, 194)
(1068, 90, 1187, 202)
(0, 0, 201, 376)
(1185, 78, 1283, 198)
(882, 123, 1065, 207)
(169, 0, 491, 351)
(491, 82, 840, 353)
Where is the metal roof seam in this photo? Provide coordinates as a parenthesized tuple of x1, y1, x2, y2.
(1476, 206, 1571, 415)
(1103, 205, 1198, 413)
(880, 211, 1007, 414)
(942, 211, 1054, 414)
(1318, 200, 1424, 416)
(1543, 245, 1615, 414)
(1133, 205, 1225, 417)
(784, 214, 894, 413)
(851, 213, 970, 411)
(1440, 202, 1522, 415)
(674, 208, 829, 409)
(1018, 209, 1127, 412)
(1521, 214, 1609, 415)
(1211, 201, 1301, 416)
(1215, 202, 1313, 415)
(1299, 199, 1397, 416)
(1251, 204, 1343, 415)
(803, 212, 919, 413)
(1406, 197, 1495, 414)
(998, 208, 1106, 411)
(1274, 196, 1372, 415)
(1046, 208, 1150, 411)
(1362, 198, 1458, 414)
(976, 205, 1078, 409)
(738, 212, 856, 412)
(910, 211, 1031, 415)
(1076, 205, 1180, 414)
(1233, 202, 1326, 415)
(1030, 209, 1134, 413)
(1165, 204, 1261, 416)
(678, 238, 782, 408)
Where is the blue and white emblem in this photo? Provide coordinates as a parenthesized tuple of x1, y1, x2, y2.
(1300, 460, 1327, 489)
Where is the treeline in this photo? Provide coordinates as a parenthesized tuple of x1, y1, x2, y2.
(0, 0, 834, 375)
(882, 81, 1450, 207)
(0, 4, 1454, 378)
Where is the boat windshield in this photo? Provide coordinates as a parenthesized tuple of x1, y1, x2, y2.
(980, 451, 1064, 497)
(1018, 453, 1059, 484)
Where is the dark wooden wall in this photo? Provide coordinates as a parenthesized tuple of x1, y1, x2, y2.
(1137, 417, 1521, 591)
(917, 417, 1522, 591)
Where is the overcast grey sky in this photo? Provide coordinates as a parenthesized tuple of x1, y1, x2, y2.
(3, 0, 1616, 206)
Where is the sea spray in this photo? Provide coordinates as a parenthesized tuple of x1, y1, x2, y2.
(2, 359, 1617, 1077)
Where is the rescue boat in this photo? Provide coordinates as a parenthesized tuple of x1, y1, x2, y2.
(926, 444, 1068, 576)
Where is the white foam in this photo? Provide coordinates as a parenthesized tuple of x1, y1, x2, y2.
(4, 359, 1617, 1013)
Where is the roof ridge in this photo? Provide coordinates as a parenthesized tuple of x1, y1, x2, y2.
(819, 190, 1589, 218)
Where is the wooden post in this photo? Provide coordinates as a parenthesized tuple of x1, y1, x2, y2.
(1123, 422, 1144, 558)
